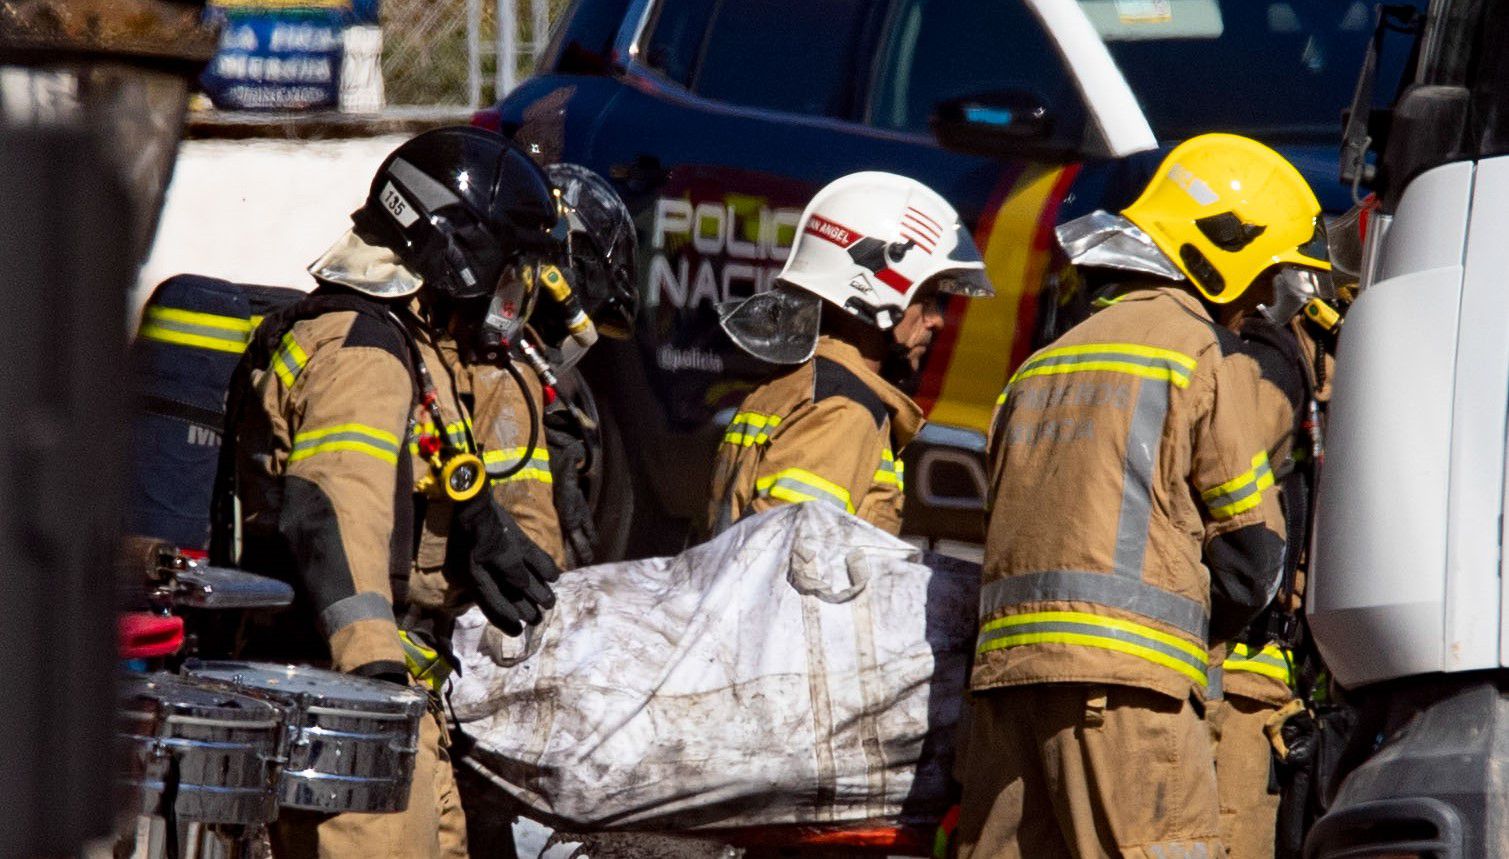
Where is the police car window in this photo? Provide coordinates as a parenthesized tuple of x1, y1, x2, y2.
(871, 0, 1420, 142)
(690, 0, 876, 118)
(869, 1, 1080, 134)
(641, 0, 717, 86)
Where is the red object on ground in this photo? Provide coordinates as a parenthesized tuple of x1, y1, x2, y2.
(717, 822, 934, 855)
(119, 612, 185, 659)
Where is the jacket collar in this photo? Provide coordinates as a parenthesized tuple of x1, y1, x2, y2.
(1105, 284, 1216, 323)
(814, 336, 926, 447)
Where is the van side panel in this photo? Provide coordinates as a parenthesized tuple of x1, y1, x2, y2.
(1309, 161, 1472, 687)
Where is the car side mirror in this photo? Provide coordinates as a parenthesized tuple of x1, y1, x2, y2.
(931, 91, 1075, 163)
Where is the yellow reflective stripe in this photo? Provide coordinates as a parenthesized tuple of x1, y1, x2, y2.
(498, 467, 554, 485)
(978, 609, 1208, 686)
(722, 411, 783, 447)
(145, 305, 254, 334)
(982, 630, 1207, 685)
(1014, 360, 1189, 387)
(138, 325, 247, 354)
(289, 422, 401, 465)
(1201, 452, 1275, 520)
(1029, 341, 1198, 369)
(1203, 452, 1273, 498)
(482, 446, 551, 465)
(1225, 643, 1294, 685)
(1010, 342, 1196, 388)
(271, 332, 309, 388)
(139, 306, 256, 354)
(482, 446, 554, 485)
(755, 467, 854, 513)
(981, 610, 1207, 662)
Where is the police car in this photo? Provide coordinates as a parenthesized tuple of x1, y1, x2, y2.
(476, 0, 1420, 558)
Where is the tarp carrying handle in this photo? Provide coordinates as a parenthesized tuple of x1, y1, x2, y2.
(787, 546, 874, 604)
(484, 611, 547, 668)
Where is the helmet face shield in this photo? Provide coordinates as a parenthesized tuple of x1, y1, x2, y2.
(549, 163, 639, 340)
(718, 287, 822, 365)
(1259, 265, 1333, 326)
(1293, 216, 1331, 270)
(936, 225, 994, 297)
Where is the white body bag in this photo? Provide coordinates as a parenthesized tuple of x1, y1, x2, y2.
(447, 503, 979, 830)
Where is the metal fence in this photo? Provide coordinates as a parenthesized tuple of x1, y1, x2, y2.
(381, 0, 570, 108)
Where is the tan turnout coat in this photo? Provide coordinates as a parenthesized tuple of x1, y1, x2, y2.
(976, 286, 1285, 702)
(707, 336, 923, 536)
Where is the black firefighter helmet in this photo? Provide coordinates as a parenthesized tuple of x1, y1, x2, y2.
(352, 127, 566, 340)
(546, 162, 640, 339)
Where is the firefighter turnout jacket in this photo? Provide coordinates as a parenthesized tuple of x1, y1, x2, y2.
(976, 286, 1286, 702)
(707, 336, 923, 536)
(232, 295, 507, 681)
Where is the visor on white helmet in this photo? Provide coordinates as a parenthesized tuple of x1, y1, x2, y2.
(936, 224, 994, 297)
(717, 286, 823, 365)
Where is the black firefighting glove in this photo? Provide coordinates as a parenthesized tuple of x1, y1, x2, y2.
(545, 410, 598, 567)
(450, 493, 560, 636)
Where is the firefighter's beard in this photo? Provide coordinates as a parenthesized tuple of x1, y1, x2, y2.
(880, 337, 928, 394)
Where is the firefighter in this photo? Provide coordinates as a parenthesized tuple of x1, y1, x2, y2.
(464, 163, 638, 571)
(214, 127, 564, 857)
(1212, 248, 1343, 859)
(708, 171, 994, 535)
(956, 134, 1327, 858)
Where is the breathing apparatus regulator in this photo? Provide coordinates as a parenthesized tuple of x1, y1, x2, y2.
(408, 348, 487, 504)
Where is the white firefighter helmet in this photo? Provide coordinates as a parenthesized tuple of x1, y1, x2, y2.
(720, 171, 993, 364)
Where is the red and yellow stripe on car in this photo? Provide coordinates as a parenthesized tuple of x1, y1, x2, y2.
(916, 163, 1082, 434)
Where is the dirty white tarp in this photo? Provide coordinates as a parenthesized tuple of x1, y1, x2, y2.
(448, 502, 980, 831)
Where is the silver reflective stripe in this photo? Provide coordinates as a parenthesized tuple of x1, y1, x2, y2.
(1206, 661, 1224, 700)
(978, 571, 1208, 639)
(319, 591, 395, 635)
(389, 157, 463, 213)
(976, 618, 1206, 676)
(1112, 377, 1168, 578)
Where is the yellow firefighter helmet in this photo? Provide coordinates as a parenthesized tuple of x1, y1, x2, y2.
(1121, 133, 1330, 304)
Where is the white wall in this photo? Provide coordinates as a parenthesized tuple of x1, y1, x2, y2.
(136, 134, 411, 310)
